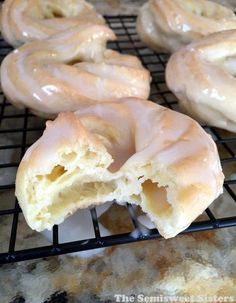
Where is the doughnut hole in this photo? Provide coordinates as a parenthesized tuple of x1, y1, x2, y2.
(41, 1, 80, 19)
(66, 58, 82, 65)
(46, 8, 64, 18)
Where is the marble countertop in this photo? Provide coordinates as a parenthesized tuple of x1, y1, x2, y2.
(0, 1, 236, 303)
(1, 201, 236, 303)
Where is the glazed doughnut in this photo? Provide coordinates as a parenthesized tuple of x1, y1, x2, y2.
(15, 98, 224, 238)
(1, 25, 150, 117)
(0, 0, 105, 47)
(166, 30, 236, 133)
(136, 0, 236, 53)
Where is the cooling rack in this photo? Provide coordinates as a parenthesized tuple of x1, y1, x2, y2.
(0, 16, 236, 264)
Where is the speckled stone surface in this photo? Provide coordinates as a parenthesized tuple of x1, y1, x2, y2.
(0, 1, 236, 303)
(1, 200, 236, 302)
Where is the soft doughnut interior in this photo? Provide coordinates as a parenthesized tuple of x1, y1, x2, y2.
(18, 136, 175, 235)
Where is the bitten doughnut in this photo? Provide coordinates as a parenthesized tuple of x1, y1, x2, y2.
(166, 30, 236, 133)
(1, 25, 150, 117)
(15, 98, 224, 238)
(0, 0, 105, 47)
(136, 0, 236, 53)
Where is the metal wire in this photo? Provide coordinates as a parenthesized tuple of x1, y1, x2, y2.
(0, 16, 235, 264)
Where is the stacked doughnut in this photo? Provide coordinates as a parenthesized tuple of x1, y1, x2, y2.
(0, 0, 224, 238)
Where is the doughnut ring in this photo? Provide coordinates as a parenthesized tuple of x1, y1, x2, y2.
(137, 0, 236, 53)
(166, 30, 236, 132)
(1, 25, 151, 117)
(15, 98, 224, 238)
(0, 0, 105, 47)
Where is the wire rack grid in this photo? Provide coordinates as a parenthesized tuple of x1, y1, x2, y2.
(0, 16, 236, 264)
